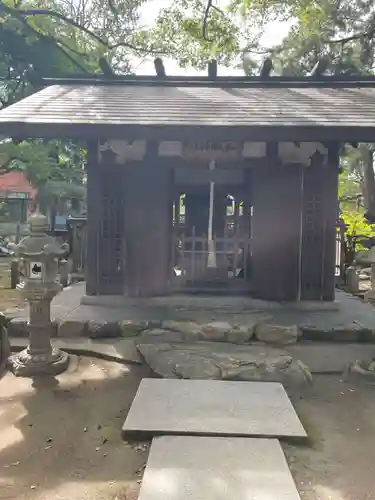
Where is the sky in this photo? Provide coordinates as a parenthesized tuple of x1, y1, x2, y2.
(135, 0, 291, 76)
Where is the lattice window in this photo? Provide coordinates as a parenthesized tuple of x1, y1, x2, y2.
(301, 171, 325, 299)
(97, 165, 124, 294)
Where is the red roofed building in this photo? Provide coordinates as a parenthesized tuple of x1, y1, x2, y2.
(0, 171, 36, 200)
(0, 172, 36, 236)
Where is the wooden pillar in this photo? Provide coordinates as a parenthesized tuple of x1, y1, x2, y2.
(123, 158, 172, 297)
(85, 140, 100, 296)
(252, 163, 303, 301)
(300, 147, 339, 301)
(86, 143, 126, 296)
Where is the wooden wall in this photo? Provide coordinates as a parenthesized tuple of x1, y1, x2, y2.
(252, 163, 303, 301)
(123, 160, 172, 297)
(252, 152, 338, 302)
(86, 141, 172, 297)
(300, 151, 338, 301)
(86, 143, 125, 295)
(86, 139, 339, 302)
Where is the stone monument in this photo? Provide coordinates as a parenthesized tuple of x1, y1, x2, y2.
(364, 246, 375, 303)
(8, 213, 70, 376)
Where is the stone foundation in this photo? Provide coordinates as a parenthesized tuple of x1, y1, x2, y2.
(7, 316, 375, 344)
(81, 294, 340, 311)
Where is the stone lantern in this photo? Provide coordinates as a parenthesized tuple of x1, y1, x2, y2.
(8, 213, 70, 376)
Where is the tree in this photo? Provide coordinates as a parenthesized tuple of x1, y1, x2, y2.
(1, 0, 375, 212)
(237, 0, 375, 218)
(0, 0, 152, 212)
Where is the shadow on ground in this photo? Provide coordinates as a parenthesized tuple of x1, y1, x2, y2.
(1, 358, 375, 500)
(0, 357, 152, 500)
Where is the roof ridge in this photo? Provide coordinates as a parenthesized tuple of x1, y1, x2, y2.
(41, 75, 375, 89)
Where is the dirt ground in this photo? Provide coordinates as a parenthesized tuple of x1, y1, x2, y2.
(0, 358, 150, 500)
(1, 358, 375, 500)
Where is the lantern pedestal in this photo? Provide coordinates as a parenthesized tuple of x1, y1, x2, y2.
(8, 347, 69, 377)
(8, 295, 69, 377)
(7, 213, 70, 378)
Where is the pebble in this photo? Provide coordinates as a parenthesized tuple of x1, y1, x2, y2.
(135, 464, 146, 476)
(132, 443, 150, 452)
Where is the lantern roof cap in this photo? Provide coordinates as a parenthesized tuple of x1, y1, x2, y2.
(29, 213, 49, 235)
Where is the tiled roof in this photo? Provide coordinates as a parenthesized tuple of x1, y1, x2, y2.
(1, 84, 375, 141)
(0, 171, 36, 198)
(0, 84, 374, 126)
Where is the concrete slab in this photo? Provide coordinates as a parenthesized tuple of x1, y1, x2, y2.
(138, 436, 301, 500)
(122, 378, 307, 440)
(6, 282, 375, 341)
(5, 282, 85, 321)
(10, 337, 142, 364)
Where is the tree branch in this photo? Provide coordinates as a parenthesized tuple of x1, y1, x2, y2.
(211, 5, 224, 15)
(202, 0, 226, 42)
(55, 41, 90, 73)
(327, 32, 371, 46)
(0, 2, 164, 55)
(54, 37, 89, 57)
(243, 16, 375, 58)
(202, 0, 214, 42)
(326, 18, 375, 46)
(14, 13, 90, 74)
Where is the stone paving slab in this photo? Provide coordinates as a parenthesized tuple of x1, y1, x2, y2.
(135, 342, 312, 387)
(122, 378, 307, 440)
(5, 282, 85, 321)
(10, 337, 374, 374)
(138, 436, 301, 500)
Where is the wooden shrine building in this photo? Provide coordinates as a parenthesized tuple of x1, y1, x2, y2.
(1, 71, 375, 303)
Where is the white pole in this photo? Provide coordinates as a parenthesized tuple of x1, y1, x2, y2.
(207, 160, 216, 268)
(208, 180, 214, 241)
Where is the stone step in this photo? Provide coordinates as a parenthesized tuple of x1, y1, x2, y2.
(138, 436, 301, 500)
(122, 378, 307, 440)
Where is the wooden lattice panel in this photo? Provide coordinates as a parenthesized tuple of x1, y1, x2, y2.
(96, 163, 125, 294)
(301, 162, 338, 301)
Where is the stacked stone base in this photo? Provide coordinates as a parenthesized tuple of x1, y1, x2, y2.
(7, 316, 375, 385)
(8, 315, 375, 344)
